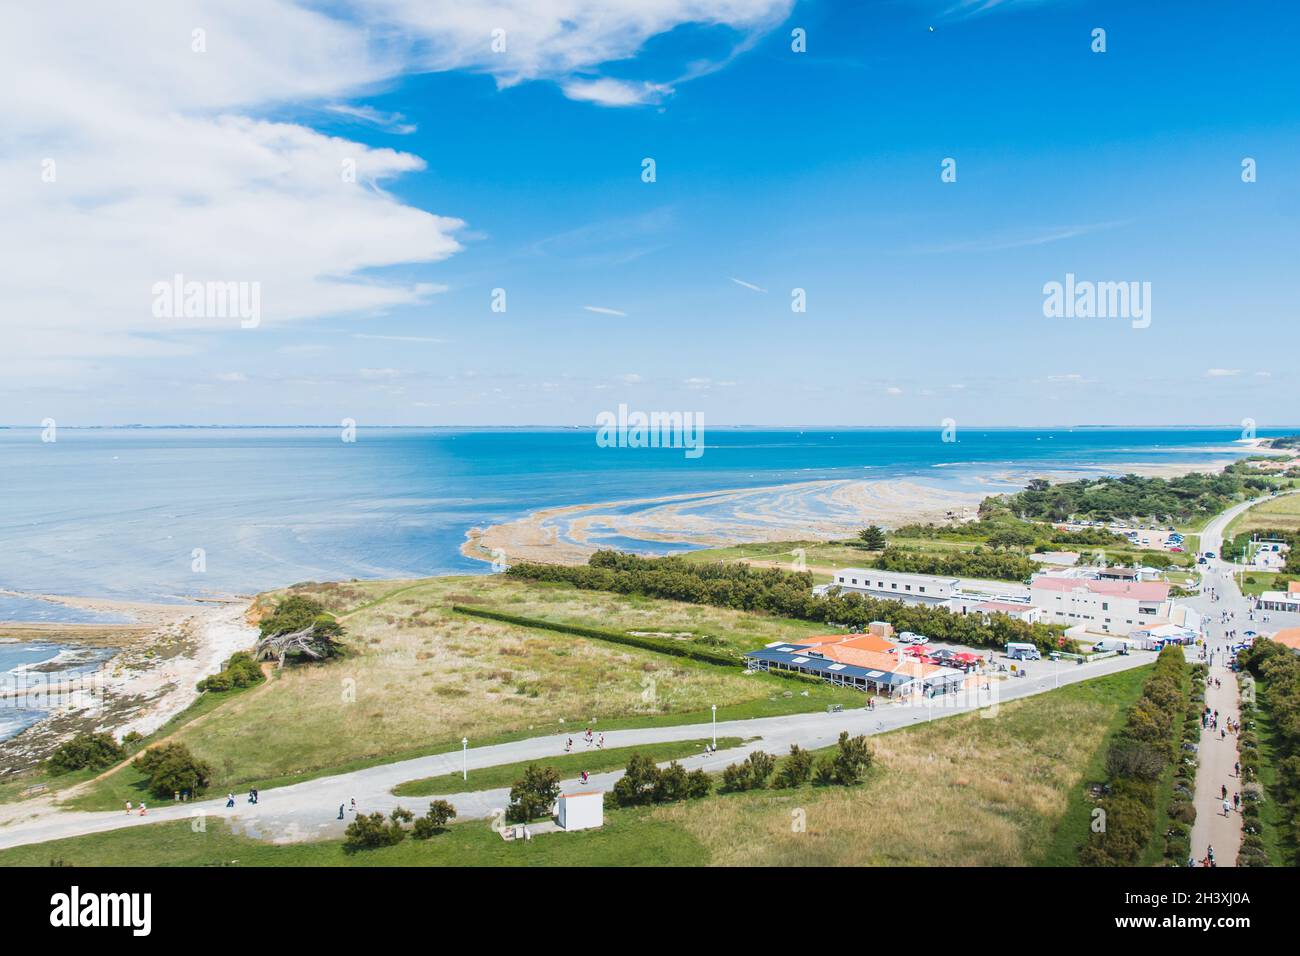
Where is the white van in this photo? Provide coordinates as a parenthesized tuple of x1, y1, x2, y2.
(1006, 642, 1041, 661)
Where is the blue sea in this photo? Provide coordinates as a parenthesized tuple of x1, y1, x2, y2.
(0, 426, 1290, 607)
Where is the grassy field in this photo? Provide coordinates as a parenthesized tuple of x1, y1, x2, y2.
(59, 575, 863, 809)
(392, 737, 742, 796)
(1226, 492, 1300, 539)
(1, 664, 1154, 867)
(650, 663, 1154, 866)
(0, 807, 707, 867)
(1240, 572, 1287, 598)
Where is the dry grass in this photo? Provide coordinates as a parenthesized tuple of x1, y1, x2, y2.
(653, 675, 1132, 866)
(1230, 493, 1300, 537)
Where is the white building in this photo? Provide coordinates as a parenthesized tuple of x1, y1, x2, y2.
(950, 598, 1044, 625)
(555, 791, 603, 831)
(1030, 577, 1172, 636)
(828, 568, 959, 606)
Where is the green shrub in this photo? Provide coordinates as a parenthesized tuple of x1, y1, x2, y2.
(46, 732, 124, 774)
(131, 743, 214, 799)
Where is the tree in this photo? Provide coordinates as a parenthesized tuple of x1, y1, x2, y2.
(830, 732, 873, 785)
(774, 744, 814, 788)
(507, 764, 561, 822)
(611, 752, 661, 807)
(132, 743, 214, 798)
(344, 809, 408, 852)
(685, 768, 712, 798)
(409, 799, 457, 838)
(858, 525, 887, 550)
(254, 595, 345, 667)
(47, 732, 124, 774)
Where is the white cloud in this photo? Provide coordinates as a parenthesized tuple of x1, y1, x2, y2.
(885, 386, 903, 395)
(730, 276, 768, 293)
(1205, 368, 1242, 377)
(360, 367, 403, 379)
(3, 0, 788, 380)
(584, 305, 627, 316)
(562, 79, 673, 107)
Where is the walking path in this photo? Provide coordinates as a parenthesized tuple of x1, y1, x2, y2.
(1179, 490, 1300, 866)
(1188, 647, 1241, 866)
(0, 647, 1154, 850)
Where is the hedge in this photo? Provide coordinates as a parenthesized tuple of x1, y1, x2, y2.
(450, 605, 739, 667)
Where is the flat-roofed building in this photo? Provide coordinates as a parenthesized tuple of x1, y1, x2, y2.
(828, 568, 959, 606)
(1030, 576, 1171, 636)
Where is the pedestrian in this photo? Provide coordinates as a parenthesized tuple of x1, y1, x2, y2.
(226, 792, 235, 808)
(1221, 784, 1227, 800)
(338, 803, 345, 820)
(1223, 799, 1231, 817)
(350, 797, 356, 813)
(598, 733, 605, 749)
(1235, 760, 1241, 777)
(139, 802, 147, 816)
(125, 801, 133, 815)
(1234, 792, 1240, 810)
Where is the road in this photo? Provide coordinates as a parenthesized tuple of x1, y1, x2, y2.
(0, 647, 1154, 850)
(1182, 490, 1300, 866)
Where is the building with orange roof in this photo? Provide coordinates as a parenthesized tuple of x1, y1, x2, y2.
(746, 633, 961, 696)
(1271, 628, 1300, 652)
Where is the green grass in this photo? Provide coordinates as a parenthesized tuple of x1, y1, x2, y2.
(1239, 571, 1287, 597)
(57, 574, 873, 808)
(0, 808, 708, 868)
(63, 686, 859, 812)
(1250, 681, 1292, 866)
(1033, 664, 1155, 865)
(3, 664, 1158, 867)
(392, 737, 742, 797)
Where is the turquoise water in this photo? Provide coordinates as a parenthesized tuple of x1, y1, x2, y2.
(0, 426, 1287, 604)
(0, 642, 117, 742)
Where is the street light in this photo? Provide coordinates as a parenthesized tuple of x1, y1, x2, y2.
(711, 704, 716, 749)
(462, 737, 468, 781)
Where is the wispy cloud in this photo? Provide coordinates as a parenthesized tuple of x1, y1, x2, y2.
(912, 221, 1130, 254)
(1205, 368, 1242, 377)
(730, 277, 768, 293)
(584, 306, 627, 317)
(323, 103, 416, 134)
(353, 334, 445, 344)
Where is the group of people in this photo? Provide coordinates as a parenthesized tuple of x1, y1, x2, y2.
(564, 728, 605, 752)
(337, 797, 357, 819)
(224, 788, 259, 808)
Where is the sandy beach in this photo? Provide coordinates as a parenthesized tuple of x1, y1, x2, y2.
(462, 447, 1272, 568)
(0, 593, 257, 771)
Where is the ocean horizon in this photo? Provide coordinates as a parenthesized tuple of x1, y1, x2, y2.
(0, 426, 1290, 612)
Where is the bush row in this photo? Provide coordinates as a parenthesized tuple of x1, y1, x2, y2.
(451, 604, 739, 666)
(1237, 638, 1300, 864)
(1081, 646, 1190, 866)
(505, 551, 1073, 654)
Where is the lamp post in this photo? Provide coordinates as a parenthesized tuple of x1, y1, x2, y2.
(711, 704, 716, 749)
(462, 737, 468, 780)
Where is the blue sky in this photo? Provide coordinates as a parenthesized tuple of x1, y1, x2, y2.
(4, 0, 1297, 427)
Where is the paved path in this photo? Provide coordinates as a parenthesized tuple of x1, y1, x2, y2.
(1188, 647, 1242, 866)
(1180, 490, 1300, 866)
(0, 647, 1155, 850)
